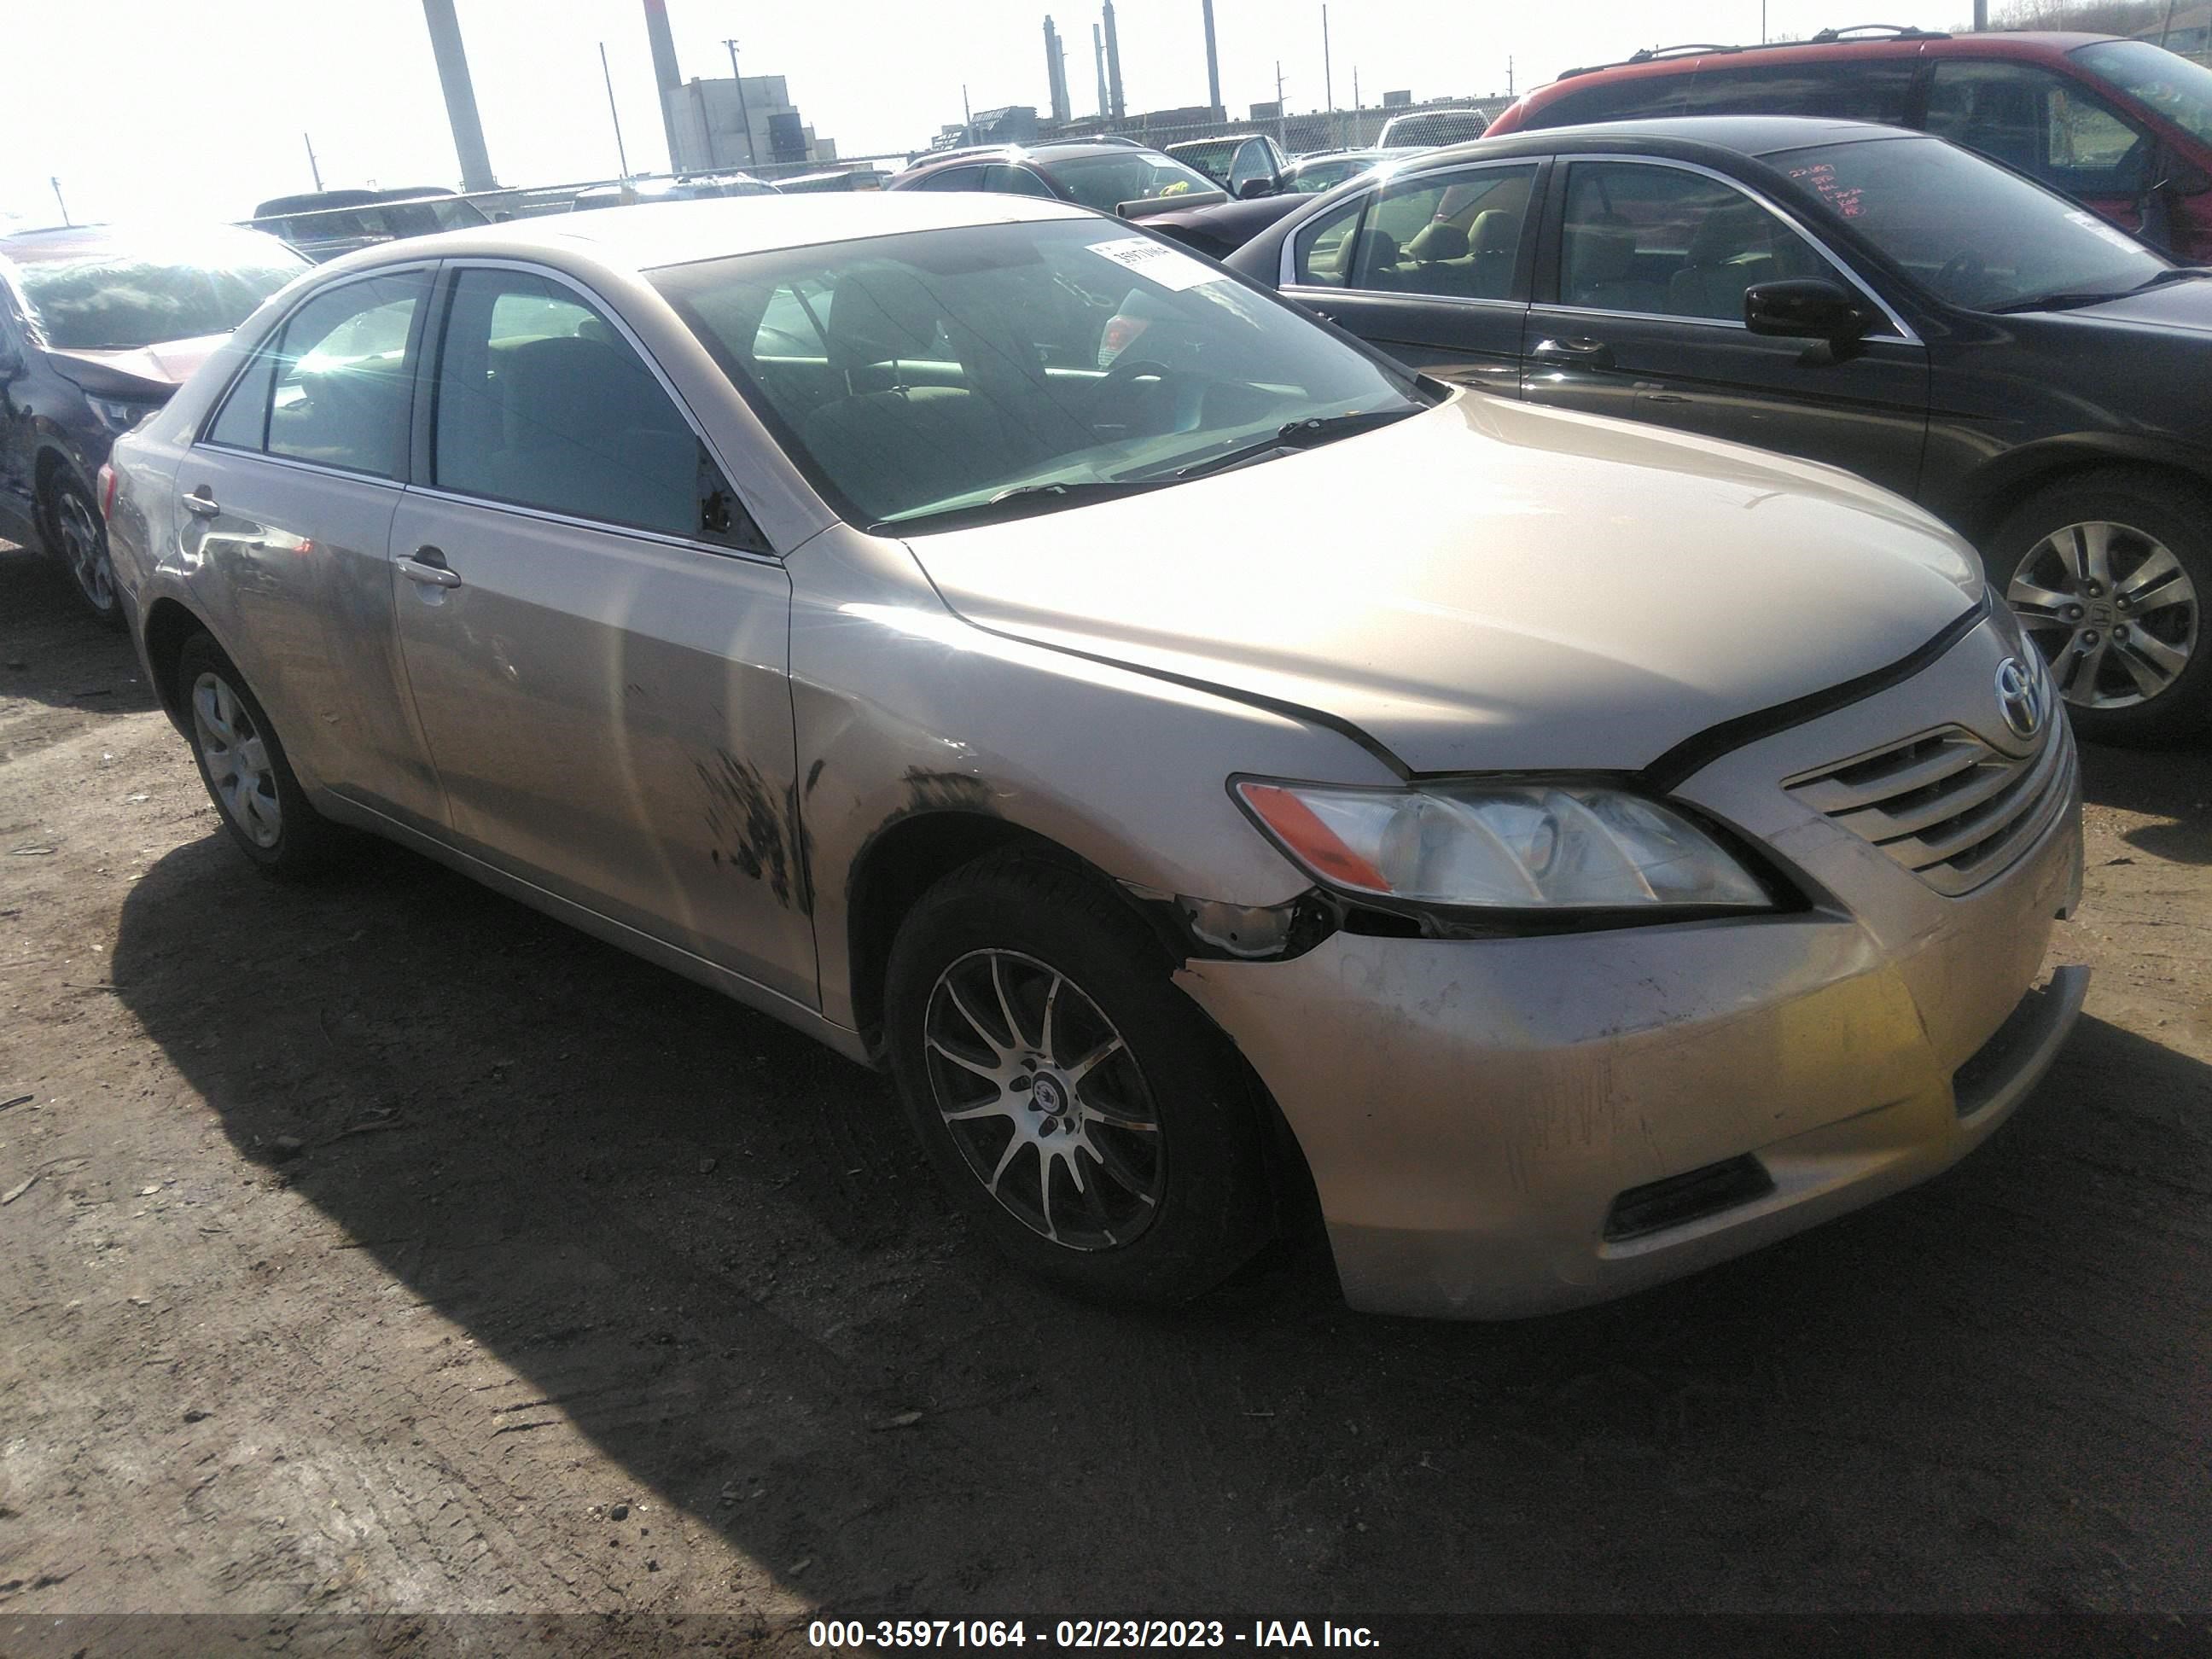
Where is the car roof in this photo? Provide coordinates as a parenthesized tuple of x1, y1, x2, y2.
(0, 222, 300, 265)
(1412, 112, 1913, 167)
(308, 190, 1098, 278)
(1534, 27, 2121, 95)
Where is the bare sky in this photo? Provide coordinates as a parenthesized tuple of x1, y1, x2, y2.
(3, 0, 1966, 225)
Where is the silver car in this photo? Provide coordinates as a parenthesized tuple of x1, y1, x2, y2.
(102, 193, 2087, 1318)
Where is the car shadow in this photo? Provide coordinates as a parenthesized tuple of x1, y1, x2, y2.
(109, 830, 2212, 1614)
(0, 542, 159, 718)
(2077, 735, 2212, 866)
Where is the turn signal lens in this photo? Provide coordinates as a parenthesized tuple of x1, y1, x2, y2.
(96, 463, 119, 521)
(1235, 779, 1771, 911)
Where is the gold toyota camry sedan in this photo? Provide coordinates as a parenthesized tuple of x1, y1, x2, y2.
(101, 191, 2086, 1318)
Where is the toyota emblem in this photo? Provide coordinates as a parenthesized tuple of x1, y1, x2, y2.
(1995, 656, 2046, 742)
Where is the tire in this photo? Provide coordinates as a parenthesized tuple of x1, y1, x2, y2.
(176, 632, 344, 878)
(884, 852, 1272, 1307)
(41, 469, 124, 631)
(1986, 469, 2210, 747)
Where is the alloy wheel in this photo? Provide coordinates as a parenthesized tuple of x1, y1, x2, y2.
(55, 488, 115, 614)
(190, 671, 283, 848)
(2006, 520, 2199, 710)
(921, 948, 1165, 1250)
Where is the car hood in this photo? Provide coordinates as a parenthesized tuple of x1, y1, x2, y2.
(903, 393, 1982, 775)
(2045, 274, 2212, 336)
(46, 333, 228, 397)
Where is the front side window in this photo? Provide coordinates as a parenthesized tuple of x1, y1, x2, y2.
(1228, 140, 1277, 190)
(432, 268, 729, 539)
(207, 270, 427, 477)
(1771, 133, 2170, 311)
(1926, 60, 2154, 196)
(653, 218, 1424, 531)
(1557, 162, 1826, 321)
(16, 230, 306, 352)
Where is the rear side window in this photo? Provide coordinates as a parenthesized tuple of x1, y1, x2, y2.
(206, 270, 428, 478)
(430, 267, 737, 542)
(1292, 165, 1538, 297)
(1535, 60, 1918, 127)
(915, 166, 988, 192)
(981, 165, 1057, 198)
(1925, 60, 2153, 197)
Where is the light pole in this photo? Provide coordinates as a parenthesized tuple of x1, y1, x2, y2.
(724, 38, 758, 168)
(600, 43, 631, 179)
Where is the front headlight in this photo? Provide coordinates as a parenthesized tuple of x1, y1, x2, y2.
(87, 395, 161, 434)
(1234, 778, 1773, 911)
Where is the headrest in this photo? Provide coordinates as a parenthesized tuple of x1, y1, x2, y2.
(1348, 227, 1401, 281)
(1467, 208, 1517, 259)
(1569, 227, 1635, 287)
(825, 265, 947, 374)
(1405, 220, 1469, 263)
(1686, 205, 1772, 268)
(503, 334, 667, 441)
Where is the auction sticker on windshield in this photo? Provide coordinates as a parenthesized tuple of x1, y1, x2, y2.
(1090, 236, 1226, 291)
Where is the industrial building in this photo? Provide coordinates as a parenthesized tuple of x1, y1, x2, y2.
(640, 0, 838, 175)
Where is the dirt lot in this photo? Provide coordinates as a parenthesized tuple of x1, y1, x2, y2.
(2, 538, 2209, 1650)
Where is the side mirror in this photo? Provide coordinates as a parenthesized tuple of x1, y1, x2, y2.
(1744, 278, 1868, 341)
(1237, 177, 1276, 200)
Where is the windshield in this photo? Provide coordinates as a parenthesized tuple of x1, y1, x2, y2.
(1047, 151, 1220, 211)
(2075, 39, 2212, 146)
(1770, 134, 2169, 310)
(652, 217, 1423, 529)
(1382, 112, 1487, 148)
(16, 232, 306, 351)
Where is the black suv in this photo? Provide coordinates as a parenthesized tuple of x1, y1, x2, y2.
(1228, 116, 2212, 743)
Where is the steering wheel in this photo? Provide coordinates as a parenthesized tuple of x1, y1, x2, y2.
(1936, 250, 1987, 300)
(1098, 356, 1175, 397)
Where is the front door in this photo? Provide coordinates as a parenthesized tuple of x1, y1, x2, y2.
(390, 263, 814, 1005)
(1278, 160, 1543, 398)
(1521, 158, 1931, 500)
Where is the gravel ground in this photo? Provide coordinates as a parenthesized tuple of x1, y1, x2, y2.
(1, 539, 2209, 1652)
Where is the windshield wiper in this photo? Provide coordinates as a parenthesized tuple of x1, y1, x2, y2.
(1988, 265, 2212, 314)
(870, 478, 1167, 534)
(1161, 406, 1422, 483)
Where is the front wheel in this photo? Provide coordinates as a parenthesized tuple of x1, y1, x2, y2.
(1987, 470, 2209, 747)
(884, 853, 1272, 1307)
(43, 471, 123, 630)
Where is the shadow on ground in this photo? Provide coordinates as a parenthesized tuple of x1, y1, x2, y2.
(2078, 738, 2212, 867)
(107, 822, 2212, 1615)
(0, 544, 158, 721)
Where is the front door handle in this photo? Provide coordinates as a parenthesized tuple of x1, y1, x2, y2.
(399, 544, 462, 589)
(1532, 335, 1615, 370)
(180, 486, 220, 517)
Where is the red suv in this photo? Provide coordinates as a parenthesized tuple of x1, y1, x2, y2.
(1487, 26, 2212, 261)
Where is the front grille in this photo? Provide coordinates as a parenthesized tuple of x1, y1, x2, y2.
(1785, 717, 2075, 897)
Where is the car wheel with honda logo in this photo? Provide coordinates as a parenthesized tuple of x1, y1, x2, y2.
(1987, 468, 2209, 746)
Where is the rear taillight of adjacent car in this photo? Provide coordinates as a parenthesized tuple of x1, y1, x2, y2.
(97, 463, 119, 521)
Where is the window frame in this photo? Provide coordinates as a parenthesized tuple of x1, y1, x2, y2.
(1924, 56, 2156, 198)
(194, 262, 436, 486)
(1534, 154, 1918, 341)
(411, 257, 773, 559)
(1279, 156, 1550, 310)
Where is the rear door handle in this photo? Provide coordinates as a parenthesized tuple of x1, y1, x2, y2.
(181, 486, 220, 517)
(399, 544, 462, 589)
(1532, 335, 1615, 370)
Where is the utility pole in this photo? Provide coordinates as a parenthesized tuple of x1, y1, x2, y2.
(1507, 55, 1515, 96)
(1275, 60, 1287, 146)
(420, 0, 498, 191)
(1972, 0, 1988, 27)
(724, 38, 758, 168)
(49, 178, 69, 227)
(1321, 3, 1335, 145)
(600, 43, 631, 178)
(2159, 0, 2178, 44)
(302, 133, 323, 190)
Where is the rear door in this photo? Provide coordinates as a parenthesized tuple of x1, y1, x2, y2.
(1277, 158, 1545, 396)
(178, 265, 445, 828)
(1519, 157, 1931, 498)
(389, 261, 814, 1004)
(0, 293, 37, 545)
